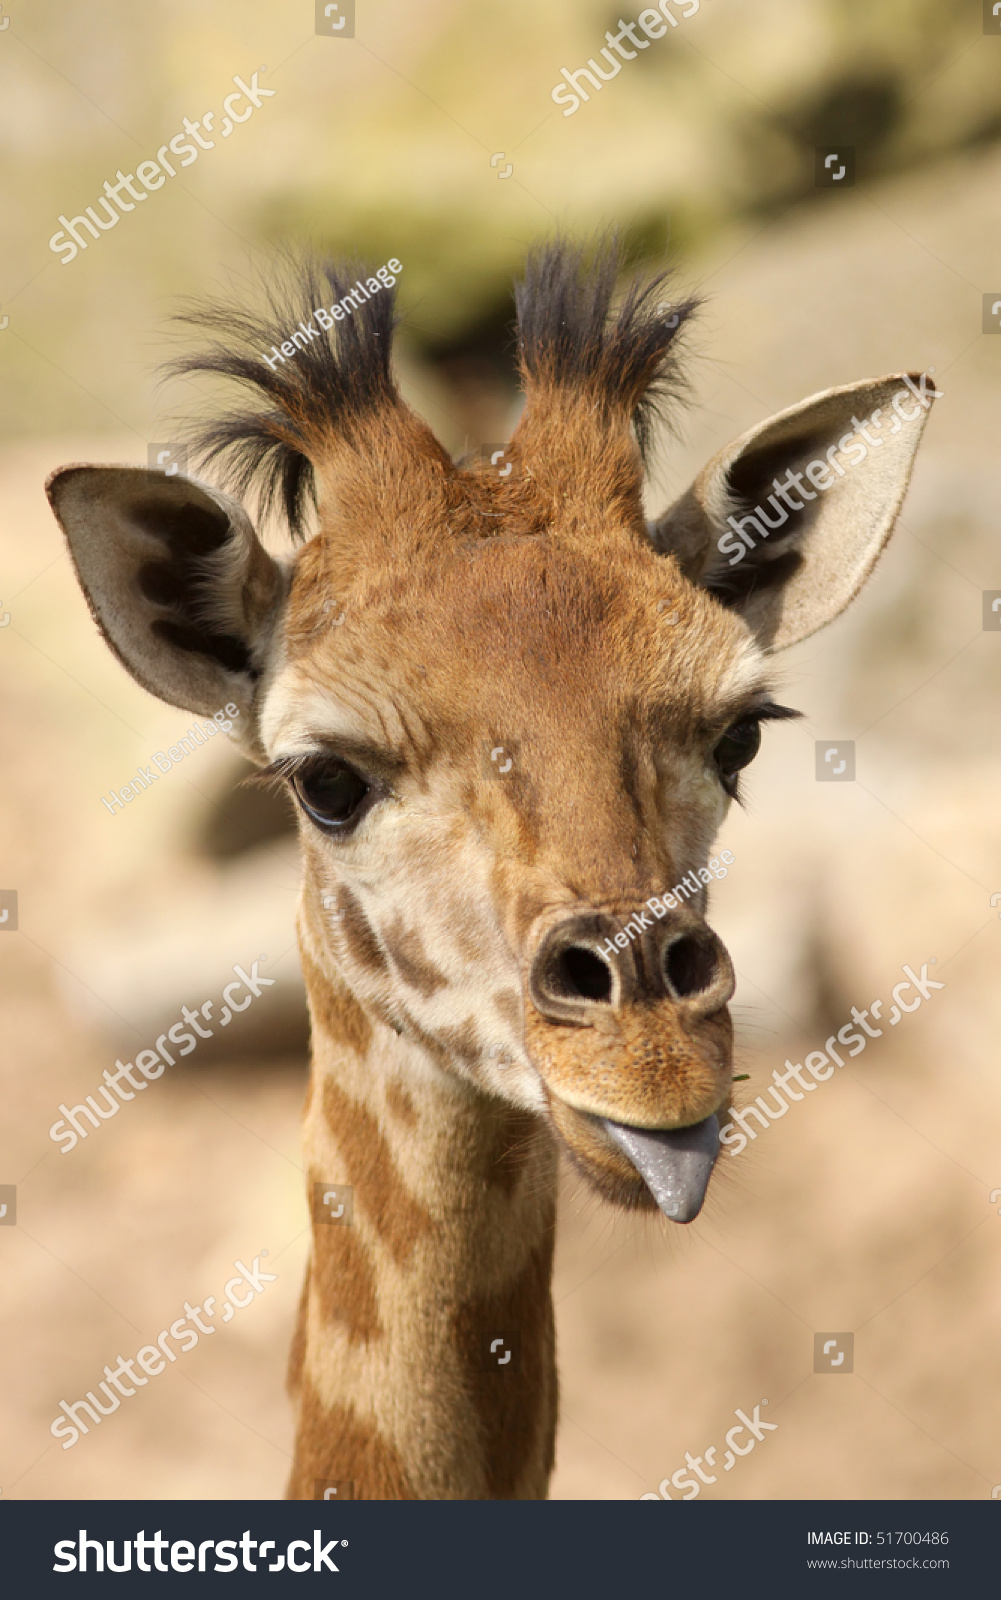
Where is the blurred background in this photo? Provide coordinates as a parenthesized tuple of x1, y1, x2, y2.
(1, 0, 1000, 1500)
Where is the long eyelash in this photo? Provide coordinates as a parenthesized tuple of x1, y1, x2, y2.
(256, 710, 799, 801)
(244, 755, 311, 792)
(722, 702, 799, 807)
(753, 700, 802, 722)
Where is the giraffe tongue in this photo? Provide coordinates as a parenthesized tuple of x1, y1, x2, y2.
(601, 1114, 719, 1224)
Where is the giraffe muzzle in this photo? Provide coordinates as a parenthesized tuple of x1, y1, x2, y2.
(524, 905, 732, 1212)
(528, 905, 734, 1023)
(600, 1113, 719, 1223)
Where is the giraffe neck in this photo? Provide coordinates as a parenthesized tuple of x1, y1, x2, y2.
(287, 945, 559, 1501)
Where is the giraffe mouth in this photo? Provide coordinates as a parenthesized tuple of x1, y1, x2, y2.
(600, 1114, 719, 1224)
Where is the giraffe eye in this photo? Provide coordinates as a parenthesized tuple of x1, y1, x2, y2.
(713, 717, 761, 796)
(292, 759, 372, 832)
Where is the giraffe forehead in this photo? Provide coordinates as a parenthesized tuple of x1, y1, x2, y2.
(266, 535, 768, 758)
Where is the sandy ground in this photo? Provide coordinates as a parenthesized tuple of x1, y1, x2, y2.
(2, 145, 1001, 1501)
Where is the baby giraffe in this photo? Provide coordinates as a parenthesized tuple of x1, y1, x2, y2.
(48, 239, 933, 1499)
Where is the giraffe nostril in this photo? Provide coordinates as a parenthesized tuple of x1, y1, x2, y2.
(663, 933, 721, 999)
(553, 946, 613, 1004)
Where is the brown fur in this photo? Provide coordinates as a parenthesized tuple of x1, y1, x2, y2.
(320, 1078, 436, 1267)
(287, 1382, 419, 1501)
(451, 1233, 557, 1499)
(311, 1211, 384, 1345)
(485, 1110, 544, 1198)
(286, 1266, 311, 1399)
(385, 1080, 418, 1126)
(335, 887, 391, 979)
(277, 508, 760, 1500)
(46, 243, 932, 1503)
(381, 914, 449, 997)
(299, 944, 373, 1057)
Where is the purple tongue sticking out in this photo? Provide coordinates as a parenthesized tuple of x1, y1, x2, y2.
(601, 1114, 719, 1223)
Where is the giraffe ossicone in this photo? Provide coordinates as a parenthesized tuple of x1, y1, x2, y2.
(47, 236, 934, 1499)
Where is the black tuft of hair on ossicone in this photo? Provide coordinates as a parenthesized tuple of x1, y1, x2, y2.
(163, 251, 399, 542)
(514, 233, 700, 461)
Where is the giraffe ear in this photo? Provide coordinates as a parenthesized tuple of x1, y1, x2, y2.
(46, 465, 288, 761)
(649, 373, 938, 652)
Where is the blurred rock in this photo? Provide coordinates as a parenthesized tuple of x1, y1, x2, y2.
(57, 840, 309, 1060)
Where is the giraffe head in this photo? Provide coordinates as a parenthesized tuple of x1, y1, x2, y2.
(47, 240, 933, 1224)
